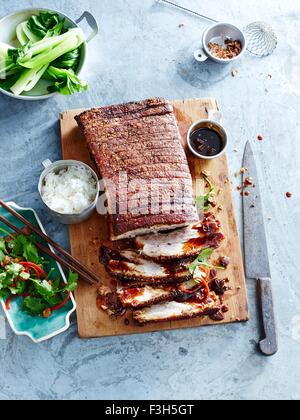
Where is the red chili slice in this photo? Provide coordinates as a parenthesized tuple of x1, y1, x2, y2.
(5, 293, 33, 311)
(180, 266, 211, 295)
(5, 296, 15, 310)
(28, 266, 40, 279)
(20, 262, 46, 279)
(198, 278, 210, 303)
(50, 292, 71, 311)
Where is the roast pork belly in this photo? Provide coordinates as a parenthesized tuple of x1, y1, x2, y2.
(75, 98, 199, 241)
(106, 250, 191, 287)
(135, 213, 225, 262)
(133, 292, 219, 324)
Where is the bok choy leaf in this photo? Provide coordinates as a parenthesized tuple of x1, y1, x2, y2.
(45, 66, 88, 95)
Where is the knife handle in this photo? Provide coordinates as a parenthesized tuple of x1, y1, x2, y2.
(258, 278, 278, 356)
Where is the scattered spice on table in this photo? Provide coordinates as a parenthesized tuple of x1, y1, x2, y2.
(244, 176, 254, 187)
(240, 167, 248, 174)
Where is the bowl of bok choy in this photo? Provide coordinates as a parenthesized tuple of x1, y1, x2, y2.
(0, 8, 98, 100)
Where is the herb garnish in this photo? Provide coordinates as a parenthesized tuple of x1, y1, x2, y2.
(188, 248, 225, 275)
(196, 173, 216, 211)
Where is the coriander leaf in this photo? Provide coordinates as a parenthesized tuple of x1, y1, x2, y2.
(49, 274, 61, 290)
(64, 272, 78, 293)
(0, 251, 5, 263)
(0, 237, 7, 262)
(31, 279, 61, 306)
(9, 281, 26, 296)
(189, 248, 214, 274)
(19, 271, 30, 281)
(196, 173, 216, 211)
(0, 271, 13, 290)
(6, 262, 23, 277)
(9, 234, 42, 264)
(189, 248, 226, 274)
(22, 239, 41, 264)
(0, 290, 8, 300)
(0, 237, 7, 252)
(23, 297, 47, 316)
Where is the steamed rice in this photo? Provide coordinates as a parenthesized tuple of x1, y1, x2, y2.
(41, 165, 97, 215)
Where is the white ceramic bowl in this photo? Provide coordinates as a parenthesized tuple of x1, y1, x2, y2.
(194, 22, 247, 64)
(0, 8, 98, 100)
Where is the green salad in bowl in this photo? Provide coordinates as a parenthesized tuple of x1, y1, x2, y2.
(0, 229, 78, 318)
(0, 202, 78, 343)
(0, 8, 98, 99)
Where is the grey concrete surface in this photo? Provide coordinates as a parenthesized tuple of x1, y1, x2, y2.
(0, 0, 299, 401)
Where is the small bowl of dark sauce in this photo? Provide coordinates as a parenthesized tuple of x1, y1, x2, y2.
(187, 120, 228, 160)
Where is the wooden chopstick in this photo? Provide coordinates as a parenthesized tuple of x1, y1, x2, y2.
(0, 215, 99, 286)
(0, 200, 100, 284)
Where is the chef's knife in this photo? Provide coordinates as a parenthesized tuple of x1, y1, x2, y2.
(243, 141, 278, 356)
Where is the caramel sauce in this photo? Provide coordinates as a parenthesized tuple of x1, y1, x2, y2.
(109, 260, 132, 272)
(122, 288, 143, 301)
(163, 262, 189, 275)
(183, 236, 209, 253)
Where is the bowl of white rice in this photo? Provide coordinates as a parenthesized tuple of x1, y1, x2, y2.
(38, 159, 99, 224)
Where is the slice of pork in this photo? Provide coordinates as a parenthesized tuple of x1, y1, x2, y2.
(135, 213, 225, 262)
(117, 285, 177, 309)
(107, 250, 191, 286)
(133, 292, 219, 324)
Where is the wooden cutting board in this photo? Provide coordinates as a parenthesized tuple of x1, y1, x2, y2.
(60, 98, 249, 338)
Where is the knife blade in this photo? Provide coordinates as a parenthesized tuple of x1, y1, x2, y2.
(242, 141, 278, 356)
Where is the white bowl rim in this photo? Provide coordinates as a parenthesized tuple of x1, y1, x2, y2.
(0, 7, 87, 100)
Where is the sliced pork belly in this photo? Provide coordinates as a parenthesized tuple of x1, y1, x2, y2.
(110, 207, 199, 241)
(133, 292, 219, 324)
(117, 263, 213, 309)
(135, 213, 225, 262)
(106, 250, 191, 286)
(118, 285, 177, 309)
